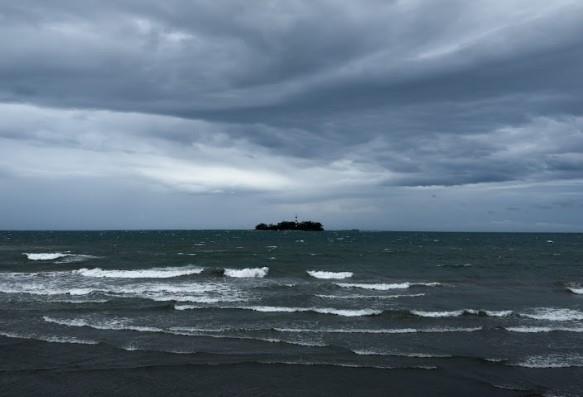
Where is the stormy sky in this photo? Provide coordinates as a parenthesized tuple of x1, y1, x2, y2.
(1, 0, 582, 231)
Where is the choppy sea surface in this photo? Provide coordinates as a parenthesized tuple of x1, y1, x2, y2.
(1, 230, 583, 396)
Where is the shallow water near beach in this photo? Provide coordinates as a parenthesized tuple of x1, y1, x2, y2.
(1, 230, 583, 396)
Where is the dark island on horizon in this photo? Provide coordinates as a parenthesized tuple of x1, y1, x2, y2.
(255, 219, 324, 231)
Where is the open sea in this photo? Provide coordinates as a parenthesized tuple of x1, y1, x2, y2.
(1, 230, 583, 396)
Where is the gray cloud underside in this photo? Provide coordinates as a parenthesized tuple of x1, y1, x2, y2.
(1, 0, 582, 230)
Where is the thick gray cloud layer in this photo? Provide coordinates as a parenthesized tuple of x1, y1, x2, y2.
(0, 0, 582, 230)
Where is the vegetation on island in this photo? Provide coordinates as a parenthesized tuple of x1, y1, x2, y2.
(255, 220, 324, 231)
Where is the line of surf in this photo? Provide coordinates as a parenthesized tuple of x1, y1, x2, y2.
(336, 282, 440, 290)
(174, 305, 382, 317)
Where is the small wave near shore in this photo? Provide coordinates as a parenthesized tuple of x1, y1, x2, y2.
(74, 266, 204, 279)
(307, 270, 353, 279)
(336, 282, 440, 290)
(224, 267, 269, 278)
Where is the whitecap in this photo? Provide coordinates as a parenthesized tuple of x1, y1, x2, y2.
(174, 305, 381, 317)
(307, 270, 353, 279)
(74, 266, 204, 279)
(55, 254, 100, 264)
(315, 293, 425, 299)
(411, 309, 512, 318)
(23, 252, 69, 261)
(43, 316, 163, 333)
(505, 326, 583, 333)
(274, 327, 482, 334)
(514, 354, 583, 368)
(519, 308, 583, 321)
(336, 282, 411, 290)
(259, 361, 409, 370)
(566, 286, 583, 295)
(410, 310, 465, 318)
(353, 350, 452, 358)
(482, 310, 514, 317)
(0, 330, 98, 345)
(224, 267, 269, 278)
(336, 282, 440, 290)
(249, 306, 382, 317)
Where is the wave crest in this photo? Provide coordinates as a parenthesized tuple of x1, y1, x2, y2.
(519, 308, 583, 321)
(224, 267, 269, 278)
(307, 271, 353, 279)
(336, 282, 440, 290)
(505, 326, 583, 333)
(274, 327, 482, 334)
(514, 354, 583, 368)
(74, 266, 204, 279)
(411, 309, 512, 318)
(174, 305, 381, 317)
(23, 252, 69, 261)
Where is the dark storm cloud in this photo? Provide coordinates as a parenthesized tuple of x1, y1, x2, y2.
(1, 0, 583, 230)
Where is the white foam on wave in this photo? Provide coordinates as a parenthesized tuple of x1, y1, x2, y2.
(224, 267, 269, 278)
(519, 308, 583, 321)
(307, 271, 353, 280)
(336, 282, 440, 290)
(174, 305, 381, 317)
(315, 293, 425, 299)
(411, 310, 465, 318)
(0, 330, 98, 345)
(43, 316, 163, 333)
(481, 310, 514, 317)
(505, 326, 583, 333)
(274, 326, 482, 334)
(170, 329, 328, 347)
(411, 309, 512, 318)
(0, 283, 99, 296)
(48, 320, 327, 348)
(1, 273, 246, 304)
(258, 361, 416, 370)
(23, 252, 69, 261)
(353, 349, 452, 358)
(566, 286, 583, 295)
(55, 254, 100, 264)
(337, 282, 410, 290)
(74, 266, 204, 279)
(513, 354, 583, 368)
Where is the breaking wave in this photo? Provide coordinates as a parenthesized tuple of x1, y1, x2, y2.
(307, 271, 353, 279)
(519, 308, 583, 321)
(224, 267, 269, 278)
(174, 305, 382, 317)
(74, 266, 204, 279)
(336, 282, 440, 290)
(274, 327, 482, 334)
(0, 272, 246, 303)
(55, 255, 100, 264)
(513, 354, 583, 368)
(43, 316, 163, 333)
(566, 285, 583, 295)
(257, 361, 436, 370)
(23, 252, 70, 261)
(352, 350, 452, 358)
(505, 326, 583, 333)
(315, 293, 425, 299)
(42, 317, 326, 348)
(0, 330, 98, 345)
(411, 309, 512, 318)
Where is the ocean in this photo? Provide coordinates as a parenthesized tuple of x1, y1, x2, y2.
(1, 230, 582, 396)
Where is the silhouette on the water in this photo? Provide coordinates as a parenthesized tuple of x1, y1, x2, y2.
(255, 219, 324, 231)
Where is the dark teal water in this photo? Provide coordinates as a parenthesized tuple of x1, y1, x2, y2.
(1, 231, 582, 396)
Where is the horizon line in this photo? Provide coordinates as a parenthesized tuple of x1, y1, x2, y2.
(0, 228, 581, 234)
